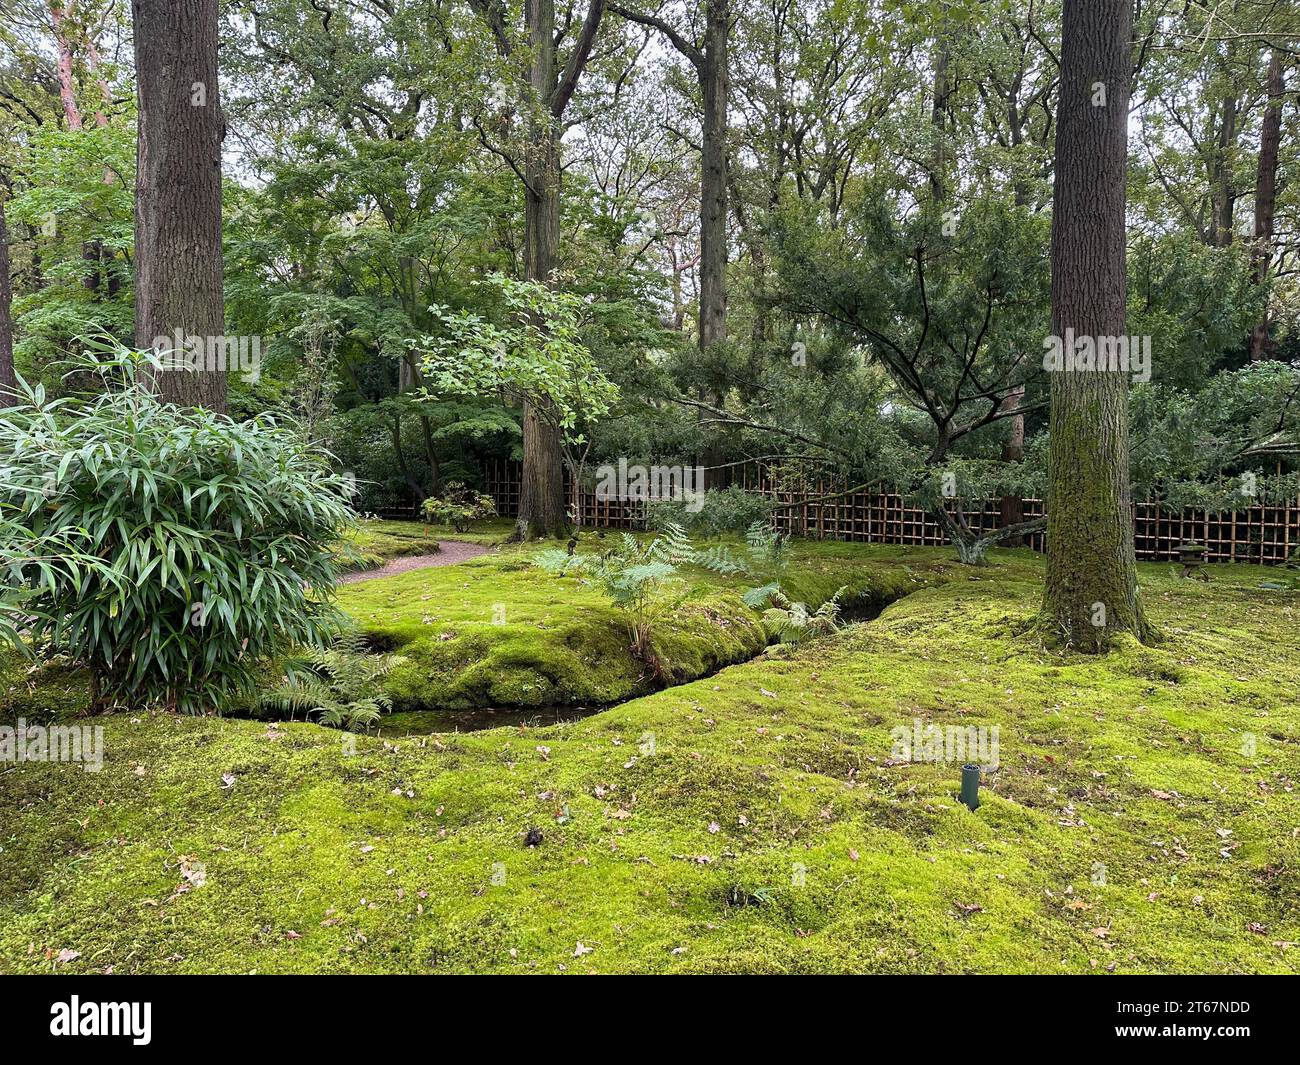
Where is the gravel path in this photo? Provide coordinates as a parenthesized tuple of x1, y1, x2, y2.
(339, 541, 492, 584)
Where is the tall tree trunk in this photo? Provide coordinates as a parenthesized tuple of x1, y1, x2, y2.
(0, 193, 15, 394)
(516, 0, 571, 539)
(389, 411, 425, 506)
(1042, 0, 1148, 650)
(48, 2, 84, 129)
(696, 0, 729, 488)
(929, 41, 950, 201)
(417, 411, 441, 499)
(1211, 90, 1238, 247)
(50, 4, 118, 291)
(132, 0, 226, 413)
(399, 352, 442, 499)
(669, 234, 691, 330)
(1250, 51, 1284, 361)
(471, 0, 603, 538)
(613, 1, 728, 486)
(698, 0, 729, 353)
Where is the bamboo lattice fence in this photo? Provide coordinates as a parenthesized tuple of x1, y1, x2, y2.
(476, 459, 1300, 565)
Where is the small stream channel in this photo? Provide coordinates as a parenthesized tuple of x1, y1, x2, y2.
(372, 591, 898, 737)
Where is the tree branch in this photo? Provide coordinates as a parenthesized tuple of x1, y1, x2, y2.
(609, 2, 703, 70)
(552, 0, 607, 117)
(468, 0, 513, 58)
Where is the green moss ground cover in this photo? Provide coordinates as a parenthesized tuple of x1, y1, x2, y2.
(2, 543, 1297, 974)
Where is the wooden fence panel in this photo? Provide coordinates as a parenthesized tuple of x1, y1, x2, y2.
(479, 459, 1298, 564)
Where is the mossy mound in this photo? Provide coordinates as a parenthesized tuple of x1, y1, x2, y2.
(336, 538, 969, 712)
(0, 657, 91, 722)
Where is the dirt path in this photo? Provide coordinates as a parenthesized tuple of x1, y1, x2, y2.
(339, 541, 492, 584)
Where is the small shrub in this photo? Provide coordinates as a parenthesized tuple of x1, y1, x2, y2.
(0, 344, 354, 713)
(421, 481, 497, 532)
(647, 486, 773, 537)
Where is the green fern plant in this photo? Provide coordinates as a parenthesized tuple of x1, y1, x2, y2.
(535, 523, 699, 678)
(693, 521, 790, 586)
(694, 521, 839, 642)
(262, 630, 403, 730)
(744, 522, 790, 576)
(760, 586, 848, 645)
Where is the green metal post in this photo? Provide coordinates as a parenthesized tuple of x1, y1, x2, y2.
(960, 763, 981, 811)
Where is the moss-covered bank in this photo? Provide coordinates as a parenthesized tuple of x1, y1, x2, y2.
(336, 538, 967, 713)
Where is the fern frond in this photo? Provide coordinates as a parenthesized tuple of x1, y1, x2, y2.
(316, 705, 347, 728)
(534, 549, 579, 574)
(260, 678, 335, 716)
(742, 582, 782, 608)
(658, 521, 697, 565)
(264, 633, 400, 731)
(696, 544, 744, 575)
(618, 532, 641, 557)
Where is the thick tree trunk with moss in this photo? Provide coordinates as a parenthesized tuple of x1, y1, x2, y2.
(518, 397, 568, 539)
(695, 0, 730, 485)
(1042, 0, 1148, 649)
(517, 0, 572, 539)
(132, 0, 226, 413)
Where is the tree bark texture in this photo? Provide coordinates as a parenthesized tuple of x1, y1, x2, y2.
(1043, 0, 1148, 649)
(1250, 51, 1284, 362)
(0, 194, 15, 394)
(132, 0, 227, 412)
